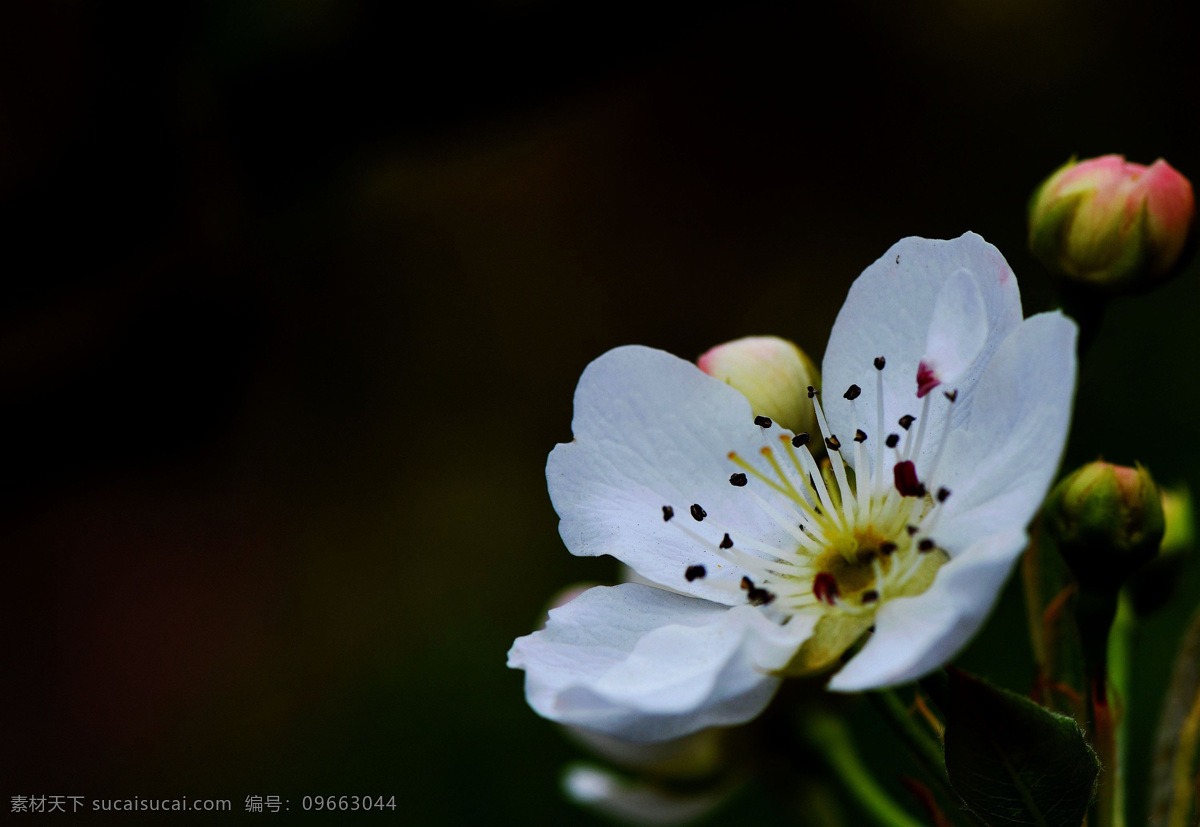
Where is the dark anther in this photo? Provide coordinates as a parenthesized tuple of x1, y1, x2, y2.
(937, 487, 951, 503)
(813, 572, 840, 605)
(729, 472, 748, 487)
(844, 384, 862, 401)
(719, 533, 734, 549)
(685, 565, 706, 582)
(893, 460, 924, 497)
(854, 429, 868, 443)
(825, 435, 841, 451)
(944, 389, 959, 403)
(885, 433, 900, 448)
(898, 414, 916, 430)
(747, 586, 776, 606)
(792, 432, 810, 448)
(918, 539, 935, 552)
(662, 505, 675, 522)
(741, 576, 754, 591)
(807, 385, 818, 398)
(862, 590, 879, 604)
(881, 541, 898, 556)
(874, 356, 886, 370)
(690, 504, 707, 521)
(754, 415, 773, 428)
(906, 525, 919, 536)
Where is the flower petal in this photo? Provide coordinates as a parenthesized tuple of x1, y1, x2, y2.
(934, 311, 1078, 551)
(920, 268, 989, 394)
(827, 527, 1028, 691)
(548, 345, 801, 603)
(507, 583, 811, 741)
(822, 233, 1023, 475)
(563, 763, 734, 825)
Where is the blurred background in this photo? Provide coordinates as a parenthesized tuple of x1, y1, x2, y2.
(3, 0, 1199, 823)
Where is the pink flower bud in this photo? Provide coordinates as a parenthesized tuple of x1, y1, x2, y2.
(697, 336, 819, 435)
(1028, 155, 1195, 294)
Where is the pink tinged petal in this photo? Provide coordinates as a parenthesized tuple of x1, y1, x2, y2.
(934, 312, 1078, 552)
(507, 584, 811, 742)
(821, 233, 1023, 475)
(1140, 159, 1196, 271)
(827, 528, 1029, 691)
(547, 345, 800, 604)
(563, 763, 734, 825)
(917, 268, 989, 397)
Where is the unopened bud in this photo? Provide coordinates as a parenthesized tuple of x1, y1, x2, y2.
(1043, 461, 1166, 593)
(697, 336, 819, 435)
(1029, 155, 1195, 294)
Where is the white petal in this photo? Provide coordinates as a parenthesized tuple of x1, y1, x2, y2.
(822, 233, 1023, 475)
(934, 311, 1078, 551)
(563, 763, 732, 825)
(507, 583, 810, 741)
(921, 268, 989, 392)
(548, 345, 802, 603)
(827, 528, 1028, 691)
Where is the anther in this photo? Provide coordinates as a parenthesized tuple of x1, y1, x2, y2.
(719, 533, 734, 549)
(754, 415, 773, 428)
(747, 586, 776, 606)
(844, 384, 862, 401)
(807, 386, 818, 398)
(880, 541, 898, 556)
(729, 472, 748, 487)
(893, 460, 925, 497)
(685, 565, 706, 581)
(825, 435, 841, 451)
(861, 590, 879, 604)
(662, 505, 675, 522)
(899, 414, 916, 430)
(885, 433, 900, 448)
(918, 539, 935, 552)
(690, 504, 707, 521)
(854, 429, 867, 443)
(906, 525, 919, 536)
(874, 356, 886, 370)
(741, 576, 753, 590)
(937, 487, 951, 503)
(944, 389, 959, 403)
(792, 432, 810, 448)
(813, 572, 840, 606)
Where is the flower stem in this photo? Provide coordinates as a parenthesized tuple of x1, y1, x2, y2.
(868, 690, 948, 787)
(867, 689, 987, 827)
(802, 713, 926, 827)
(1076, 587, 1122, 827)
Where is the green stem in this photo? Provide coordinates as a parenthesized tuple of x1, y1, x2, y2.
(869, 690, 948, 786)
(803, 713, 926, 827)
(1078, 588, 1121, 827)
(868, 689, 987, 827)
(1106, 595, 1134, 827)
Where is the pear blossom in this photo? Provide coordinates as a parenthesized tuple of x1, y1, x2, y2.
(508, 233, 1077, 742)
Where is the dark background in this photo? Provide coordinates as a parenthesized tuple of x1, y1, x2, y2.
(3, 0, 1199, 823)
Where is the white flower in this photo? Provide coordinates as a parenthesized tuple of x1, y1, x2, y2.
(508, 233, 1077, 742)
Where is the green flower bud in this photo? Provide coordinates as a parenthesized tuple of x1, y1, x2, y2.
(697, 336, 820, 436)
(1028, 155, 1195, 295)
(1043, 461, 1166, 593)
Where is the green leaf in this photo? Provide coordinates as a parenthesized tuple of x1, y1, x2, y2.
(943, 669, 1099, 827)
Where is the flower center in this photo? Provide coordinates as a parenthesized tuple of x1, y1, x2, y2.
(667, 355, 956, 620)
